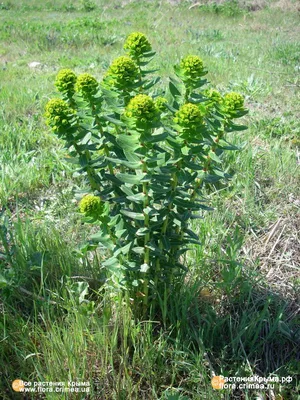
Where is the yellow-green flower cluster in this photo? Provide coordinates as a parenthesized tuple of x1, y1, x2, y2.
(45, 98, 75, 133)
(224, 92, 244, 113)
(174, 103, 203, 130)
(124, 32, 152, 58)
(204, 89, 223, 104)
(203, 89, 223, 113)
(79, 194, 103, 219)
(55, 69, 77, 95)
(180, 55, 204, 80)
(106, 56, 139, 88)
(75, 73, 98, 99)
(155, 96, 168, 112)
(125, 94, 158, 124)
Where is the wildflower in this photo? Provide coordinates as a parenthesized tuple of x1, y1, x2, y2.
(224, 92, 244, 113)
(155, 96, 168, 112)
(204, 89, 223, 105)
(75, 73, 98, 99)
(55, 69, 77, 95)
(124, 32, 152, 58)
(174, 103, 203, 130)
(45, 98, 75, 133)
(79, 194, 104, 219)
(180, 55, 205, 80)
(125, 94, 158, 124)
(106, 56, 139, 88)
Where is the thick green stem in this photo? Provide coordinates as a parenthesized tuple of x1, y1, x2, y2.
(93, 112, 115, 176)
(190, 127, 224, 201)
(185, 87, 191, 102)
(73, 142, 99, 191)
(155, 168, 179, 290)
(142, 160, 150, 317)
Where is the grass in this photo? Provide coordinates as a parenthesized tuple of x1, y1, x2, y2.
(0, 0, 299, 399)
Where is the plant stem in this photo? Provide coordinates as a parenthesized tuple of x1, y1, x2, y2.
(142, 157, 150, 317)
(72, 142, 99, 191)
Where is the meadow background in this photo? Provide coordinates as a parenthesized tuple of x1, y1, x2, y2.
(0, 0, 299, 399)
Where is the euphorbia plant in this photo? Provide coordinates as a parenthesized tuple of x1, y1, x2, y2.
(45, 32, 247, 317)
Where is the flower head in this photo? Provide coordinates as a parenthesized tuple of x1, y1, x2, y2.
(45, 98, 75, 134)
(124, 32, 152, 58)
(79, 194, 104, 219)
(204, 89, 223, 104)
(224, 92, 244, 113)
(155, 96, 168, 112)
(125, 94, 158, 124)
(174, 103, 203, 130)
(55, 69, 77, 95)
(75, 73, 98, 99)
(106, 56, 139, 89)
(180, 55, 204, 80)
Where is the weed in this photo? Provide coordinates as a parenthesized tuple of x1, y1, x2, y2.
(273, 42, 300, 66)
(0, 1, 299, 398)
(0, 1, 11, 10)
(82, 0, 97, 12)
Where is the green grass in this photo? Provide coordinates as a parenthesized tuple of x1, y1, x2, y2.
(0, 0, 299, 399)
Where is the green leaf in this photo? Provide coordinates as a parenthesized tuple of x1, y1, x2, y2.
(115, 229, 127, 239)
(124, 150, 140, 163)
(142, 131, 168, 143)
(152, 173, 172, 182)
(102, 114, 125, 126)
(116, 173, 143, 184)
(141, 50, 156, 58)
(114, 242, 132, 256)
(90, 232, 114, 250)
(64, 157, 79, 165)
(169, 79, 182, 98)
(208, 150, 222, 163)
(121, 209, 145, 221)
(184, 160, 204, 171)
(132, 247, 145, 254)
(140, 263, 150, 273)
(78, 282, 89, 304)
(184, 228, 199, 241)
(141, 68, 159, 74)
(103, 257, 119, 268)
(217, 139, 240, 150)
(188, 93, 207, 103)
(135, 228, 150, 236)
(116, 134, 140, 152)
(212, 168, 225, 177)
(203, 174, 223, 183)
(149, 183, 170, 194)
(0, 274, 8, 288)
(120, 185, 134, 197)
(126, 193, 146, 203)
(161, 236, 171, 251)
(226, 123, 248, 132)
(173, 198, 206, 210)
(106, 157, 141, 169)
(173, 65, 185, 79)
(143, 76, 161, 90)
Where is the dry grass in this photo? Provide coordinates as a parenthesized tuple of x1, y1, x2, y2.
(243, 211, 300, 301)
(175, 0, 300, 12)
(271, 0, 300, 12)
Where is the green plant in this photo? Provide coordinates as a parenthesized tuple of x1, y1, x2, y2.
(81, 0, 96, 12)
(0, 1, 11, 10)
(199, 0, 244, 17)
(45, 32, 247, 317)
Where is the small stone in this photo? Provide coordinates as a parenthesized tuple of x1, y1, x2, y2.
(28, 62, 42, 69)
